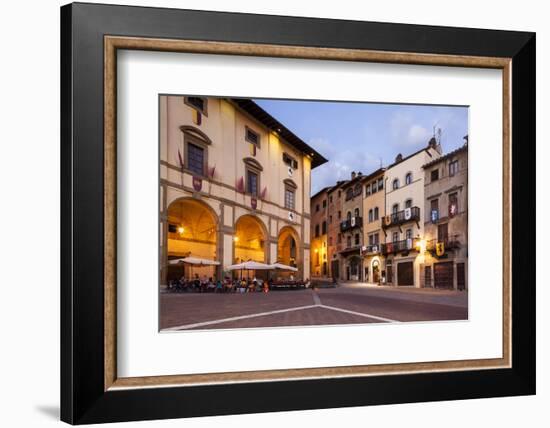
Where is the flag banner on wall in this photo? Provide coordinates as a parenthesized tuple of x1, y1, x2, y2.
(436, 242, 445, 257)
(404, 207, 412, 220)
(431, 209, 439, 223)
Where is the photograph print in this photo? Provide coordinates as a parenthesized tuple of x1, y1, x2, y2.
(159, 95, 469, 332)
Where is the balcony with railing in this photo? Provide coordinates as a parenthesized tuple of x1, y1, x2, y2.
(340, 216, 363, 232)
(362, 244, 382, 255)
(381, 206, 420, 229)
(426, 235, 461, 253)
(381, 238, 420, 255)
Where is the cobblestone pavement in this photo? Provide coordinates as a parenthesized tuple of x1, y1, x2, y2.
(160, 283, 468, 331)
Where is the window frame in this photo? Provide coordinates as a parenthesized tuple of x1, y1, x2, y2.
(392, 178, 400, 190)
(245, 166, 261, 196)
(184, 96, 208, 116)
(405, 172, 413, 185)
(245, 126, 261, 148)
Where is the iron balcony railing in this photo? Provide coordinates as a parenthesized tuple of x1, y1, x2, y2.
(426, 235, 461, 252)
(362, 244, 381, 254)
(340, 216, 363, 232)
(381, 206, 420, 229)
(381, 238, 420, 255)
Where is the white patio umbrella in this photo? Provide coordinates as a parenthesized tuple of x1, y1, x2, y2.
(169, 257, 220, 280)
(169, 257, 220, 266)
(269, 263, 298, 272)
(226, 260, 272, 281)
(226, 261, 271, 270)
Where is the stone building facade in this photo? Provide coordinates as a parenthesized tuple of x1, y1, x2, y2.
(382, 140, 442, 287)
(421, 142, 468, 289)
(159, 96, 327, 286)
(362, 168, 386, 284)
(339, 172, 367, 281)
(310, 187, 331, 278)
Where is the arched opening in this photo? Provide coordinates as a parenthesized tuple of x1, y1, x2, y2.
(277, 226, 301, 280)
(234, 215, 267, 279)
(166, 198, 218, 282)
(372, 259, 380, 283)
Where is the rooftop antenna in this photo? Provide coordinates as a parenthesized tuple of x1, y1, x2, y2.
(437, 127, 442, 144)
(379, 157, 383, 168)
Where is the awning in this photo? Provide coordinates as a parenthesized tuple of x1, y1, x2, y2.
(168, 257, 220, 266)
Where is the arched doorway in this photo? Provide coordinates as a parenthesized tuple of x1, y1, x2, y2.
(165, 198, 218, 283)
(372, 259, 380, 283)
(277, 226, 301, 280)
(234, 215, 268, 279)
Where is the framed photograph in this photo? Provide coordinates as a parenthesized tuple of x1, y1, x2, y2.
(61, 2, 535, 424)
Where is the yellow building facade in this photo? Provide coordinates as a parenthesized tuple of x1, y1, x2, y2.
(159, 96, 327, 285)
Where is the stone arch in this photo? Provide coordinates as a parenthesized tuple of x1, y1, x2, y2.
(277, 225, 302, 280)
(163, 197, 220, 284)
(233, 214, 269, 264)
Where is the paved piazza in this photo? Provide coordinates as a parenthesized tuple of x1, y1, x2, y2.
(160, 283, 468, 331)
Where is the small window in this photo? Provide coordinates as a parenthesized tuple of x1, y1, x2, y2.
(322, 200, 327, 208)
(187, 142, 205, 176)
(284, 187, 295, 210)
(431, 169, 439, 182)
(392, 231, 399, 242)
(245, 127, 260, 147)
(347, 211, 352, 221)
(355, 234, 360, 245)
(368, 209, 373, 223)
(449, 160, 459, 176)
(392, 203, 399, 214)
(405, 172, 412, 185)
(347, 236, 352, 248)
(338, 190, 341, 198)
(354, 208, 360, 217)
(329, 195, 333, 203)
(371, 181, 378, 193)
(374, 207, 379, 220)
(316, 204, 320, 212)
(322, 221, 327, 235)
(282, 153, 298, 169)
(329, 215, 333, 224)
(338, 210, 342, 219)
(246, 169, 259, 196)
(315, 224, 320, 238)
(392, 179, 399, 190)
(405, 199, 412, 209)
(431, 198, 439, 212)
(449, 192, 459, 216)
(184, 96, 207, 115)
(378, 178, 384, 191)
(337, 233, 342, 244)
(406, 229, 413, 240)
(366, 184, 371, 196)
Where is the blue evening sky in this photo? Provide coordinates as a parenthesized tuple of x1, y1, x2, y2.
(254, 99, 469, 195)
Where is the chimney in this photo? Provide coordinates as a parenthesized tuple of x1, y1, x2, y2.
(357, 171, 362, 177)
(351, 171, 356, 179)
(395, 153, 403, 163)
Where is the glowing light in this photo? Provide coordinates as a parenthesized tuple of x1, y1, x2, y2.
(177, 226, 185, 235)
(233, 236, 239, 242)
